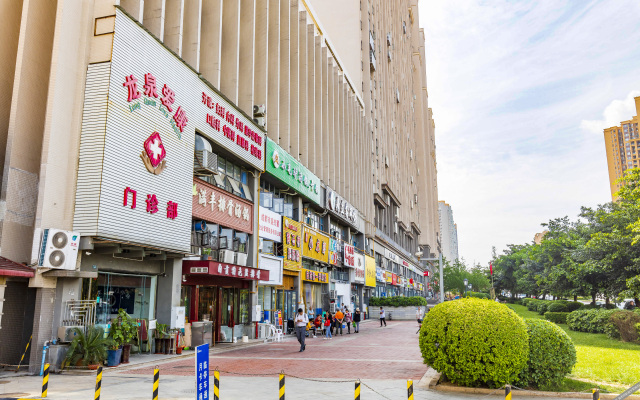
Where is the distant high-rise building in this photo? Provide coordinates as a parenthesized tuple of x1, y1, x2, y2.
(438, 201, 459, 263)
(604, 96, 640, 200)
(534, 230, 549, 245)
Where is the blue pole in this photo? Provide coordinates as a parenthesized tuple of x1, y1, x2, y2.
(40, 341, 50, 376)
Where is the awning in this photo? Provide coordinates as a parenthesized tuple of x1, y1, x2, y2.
(0, 257, 35, 278)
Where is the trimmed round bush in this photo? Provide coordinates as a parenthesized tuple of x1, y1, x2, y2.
(419, 298, 529, 388)
(547, 302, 569, 313)
(566, 309, 616, 333)
(518, 319, 576, 389)
(521, 298, 532, 306)
(544, 312, 569, 324)
(536, 301, 550, 315)
(527, 300, 540, 311)
(565, 302, 583, 312)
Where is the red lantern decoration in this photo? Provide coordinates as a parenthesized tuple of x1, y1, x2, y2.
(410, 278, 414, 284)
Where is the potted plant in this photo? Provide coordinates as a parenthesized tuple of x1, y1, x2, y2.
(63, 326, 112, 369)
(106, 342, 123, 367)
(154, 323, 169, 354)
(201, 248, 212, 260)
(110, 309, 138, 363)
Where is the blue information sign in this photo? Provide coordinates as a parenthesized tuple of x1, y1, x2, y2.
(195, 343, 210, 399)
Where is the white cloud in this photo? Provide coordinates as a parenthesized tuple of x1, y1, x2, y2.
(581, 91, 640, 134)
(419, 0, 640, 264)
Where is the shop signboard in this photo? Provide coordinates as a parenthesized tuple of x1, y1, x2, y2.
(282, 217, 302, 271)
(386, 272, 392, 284)
(301, 268, 329, 284)
(265, 138, 322, 206)
(258, 254, 283, 286)
(384, 248, 399, 263)
(258, 206, 282, 242)
(365, 255, 376, 288)
(326, 187, 357, 226)
(192, 178, 253, 233)
(376, 267, 385, 282)
(182, 261, 270, 281)
(392, 273, 398, 286)
(353, 254, 365, 284)
(343, 244, 355, 268)
(329, 238, 343, 266)
(73, 10, 266, 252)
(302, 225, 329, 263)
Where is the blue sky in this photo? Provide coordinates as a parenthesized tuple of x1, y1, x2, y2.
(419, 0, 640, 265)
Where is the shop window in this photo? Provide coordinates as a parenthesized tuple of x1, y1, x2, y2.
(219, 228, 233, 249)
(234, 232, 248, 253)
(239, 289, 250, 324)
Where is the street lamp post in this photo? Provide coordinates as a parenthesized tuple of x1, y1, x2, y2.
(463, 278, 468, 297)
(416, 250, 443, 304)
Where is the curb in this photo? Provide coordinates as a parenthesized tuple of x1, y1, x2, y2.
(433, 383, 640, 400)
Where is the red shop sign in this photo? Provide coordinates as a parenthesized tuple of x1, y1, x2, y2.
(192, 178, 253, 234)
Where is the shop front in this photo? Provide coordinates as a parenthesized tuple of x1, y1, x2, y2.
(302, 224, 330, 313)
(257, 206, 283, 324)
(375, 268, 387, 297)
(364, 255, 376, 319)
(350, 253, 365, 312)
(182, 261, 269, 342)
(279, 217, 302, 326)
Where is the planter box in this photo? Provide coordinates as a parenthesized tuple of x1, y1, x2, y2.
(383, 306, 428, 320)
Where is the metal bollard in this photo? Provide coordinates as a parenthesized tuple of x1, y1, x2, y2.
(505, 385, 512, 400)
(407, 380, 414, 400)
(41, 363, 50, 398)
(354, 380, 360, 400)
(214, 369, 220, 400)
(592, 388, 599, 400)
(94, 366, 103, 400)
(279, 373, 285, 400)
(153, 367, 159, 400)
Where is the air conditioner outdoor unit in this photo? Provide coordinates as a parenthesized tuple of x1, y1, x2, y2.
(253, 117, 266, 129)
(219, 249, 235, 264)
(386, 33, 392, 46)
(38, 229, 80, 270)
(236, 252, 248, 267)
(194, 150, 218, 175)
(330, 303, 336, 313)
(253, 104, 266, 116)
(329, 290, 337, 299)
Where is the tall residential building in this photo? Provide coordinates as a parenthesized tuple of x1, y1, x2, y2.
(604, 96, 640, 200)
(438, 201, 459, 263)
(0, 0, 438, 372)
(533, 230, 549, 245)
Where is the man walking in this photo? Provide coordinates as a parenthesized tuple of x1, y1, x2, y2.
(379, 306, 387, 327)
(294, 308, 309, 352)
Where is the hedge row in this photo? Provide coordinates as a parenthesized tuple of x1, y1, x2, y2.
(464, 291, 490, 299)
(566, 309, 616, 333)
(368, 296, 427, 307)
(544, 312, 569, 324)
(526, 299, 583, 314)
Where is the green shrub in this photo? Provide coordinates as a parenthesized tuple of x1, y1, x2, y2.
(419, 298, 529, 388)
(544, 312, 569, 324)
(527, 299, 541, 311)
(465, 291, 490, 299)
(536, 301, 550, 315)
(565, 302, 583, 312)
(518, 319, 576, 389)
(605, 311, 640, 342)
(635, 322, 640, 337)
(547, 302, 569, 313)
(521, 298, 532, 306)
(566, 309, 617, 333)
(368, 296, 427, 307)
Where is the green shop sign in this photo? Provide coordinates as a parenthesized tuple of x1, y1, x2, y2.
(265, 138, 322, 206)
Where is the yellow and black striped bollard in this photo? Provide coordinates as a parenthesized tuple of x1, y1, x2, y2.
(279, 373, 285, 400)
(214, 369, 220, 400)
(153, 367, 159, 400)
(41, 363, 50, 398)
(592, 388, 600, 400)
(354, 380, 360, 400)
(407, 379, 414, 400)
(16, 335, 32, 372)
(505, 385, 512, 400)
(94, 366, 103, 400)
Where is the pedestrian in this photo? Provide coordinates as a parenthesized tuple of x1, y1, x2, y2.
(353, 308, 361, 333)
(344, 308, 352, 334)
(334, 307, 344, 335)
(379, 306, 387, 327)
(324, 312, 333, 339)
(294, 308, 308, 352)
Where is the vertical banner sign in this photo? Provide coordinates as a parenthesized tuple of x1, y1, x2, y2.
(365, 256, 376, 288)
(195, 344, 210, 399)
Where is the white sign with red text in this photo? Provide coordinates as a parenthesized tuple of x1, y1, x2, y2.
(343, 244, 355, 268)
(259, 207, 282, 242)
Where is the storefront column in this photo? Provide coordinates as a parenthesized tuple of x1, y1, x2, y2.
(51, 278, 82, 336)
(28, 286, 56, 374)
(156, 258, 183, 328)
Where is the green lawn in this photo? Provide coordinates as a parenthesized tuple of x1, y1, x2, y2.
(509, 304, 640, 393)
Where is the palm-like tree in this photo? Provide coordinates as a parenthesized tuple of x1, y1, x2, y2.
(63, 326, 113, 368)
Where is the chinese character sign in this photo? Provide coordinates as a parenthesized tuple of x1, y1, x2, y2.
(301, 268, 329, 284)
(195, 344, 209, 400)
(302, 225, 329, 264)
(258, 206, 282, 242)
(365, 255, 377, 288)
(283, 217, 302, 271)
(343, 244, 355, 268)
(192, 178, 253, 234)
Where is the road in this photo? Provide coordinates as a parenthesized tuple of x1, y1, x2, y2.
(0, 320, 529, 399)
